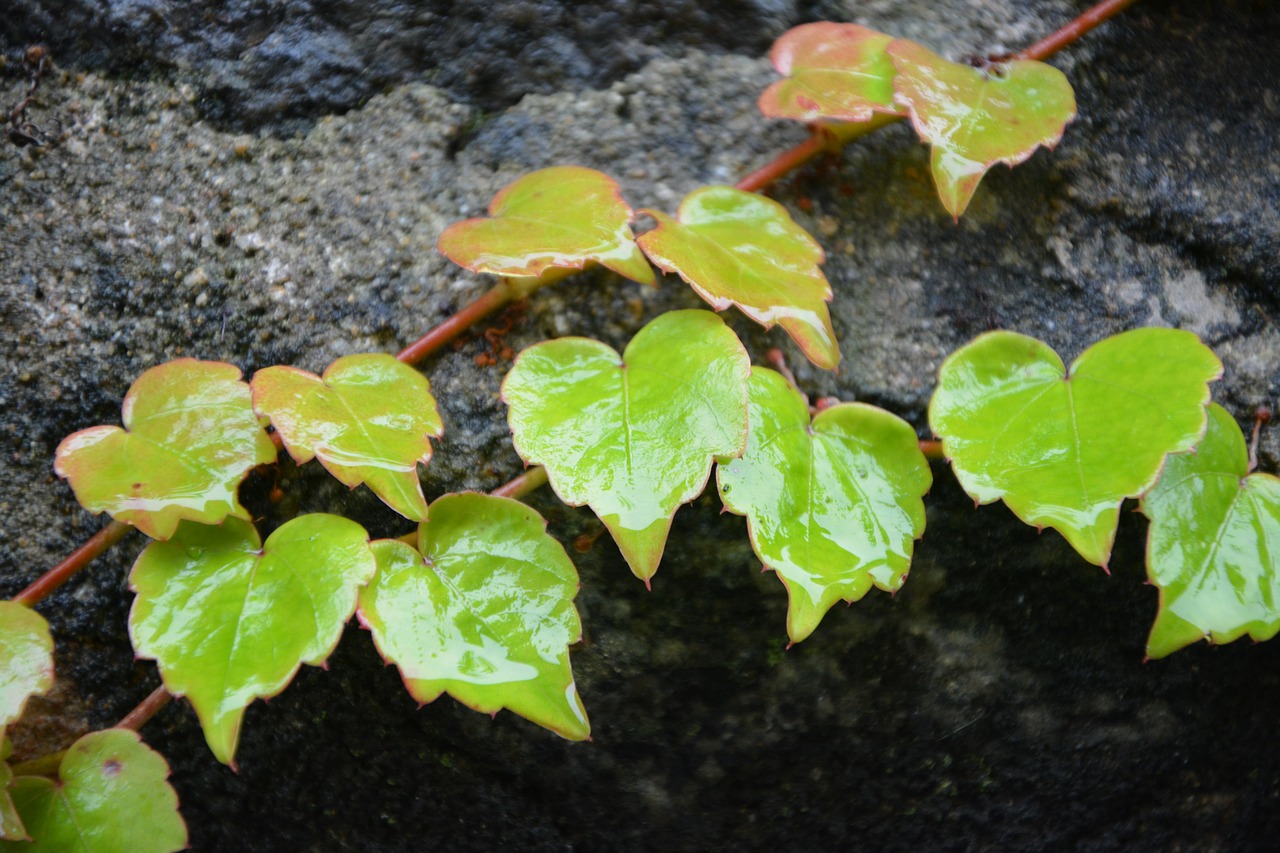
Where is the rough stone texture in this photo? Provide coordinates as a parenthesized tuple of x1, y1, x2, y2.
(2, 1, 1279, 850)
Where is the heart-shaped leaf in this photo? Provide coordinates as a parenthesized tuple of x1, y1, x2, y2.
(1140, 404, 1280, 659)
(252, 354, 443, 521)
(929, 329, 1221, 567)
(358, 493, 588, 739)
(502, 309, 750, 584)
(54, 359, 276, 540)
(718, 369, 932, 643)
(888, 40, 1076, 218)
(2, 729, 186, 853)
(437, 166, 655, 288)
(638, 186, 839, 370)
(759, 22, 904, 123)
(1, 760, 24, 842)
(0, 603, 53, 731)
(128, 514, 376, 765)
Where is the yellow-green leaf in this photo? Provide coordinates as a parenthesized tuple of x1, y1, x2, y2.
(759, 22, 903, 123)
(0, 603, 53, 731)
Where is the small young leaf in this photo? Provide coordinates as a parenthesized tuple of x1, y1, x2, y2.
(503, 309, 750, 583)
(54, 359, 276, 540)
(1, 760, 25, 842)
(1, 729, 186, 853)
(0, 603, 53, 731)
(888, 40, 1076, 218)
(252, 354, 444, 521)
(437, 165, 655, 287)
(929, 329, 1221, 568)
(129, 514, 376, 765)
(718, 369, 931, 643)
(358, 494, 589, 740)
(638, 186, 839, 370)
(758, 22, 904, 123)
(1140, 404, 1280, 659)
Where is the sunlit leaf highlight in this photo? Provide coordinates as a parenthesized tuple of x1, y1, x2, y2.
(0, 603, 53, 731)
(359, 494, 589, 739)
(1141, 404, 1280, 659)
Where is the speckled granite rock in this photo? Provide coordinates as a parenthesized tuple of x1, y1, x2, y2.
(1, 1, 1278, 850)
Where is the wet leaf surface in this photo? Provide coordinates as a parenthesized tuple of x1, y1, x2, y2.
(0, 604, 53, 731)
(758, 22, 903, 123)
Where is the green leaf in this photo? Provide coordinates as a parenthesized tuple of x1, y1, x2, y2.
(252, 354, 443, 521)
(758, 22, 903, 123)
(358, 494, 588, 739)
(0, 603, 53, 731)
(929, 329, 1221, 567)
(0, 729, 186, 853)
(638, 186, 839, 370)
(128, 514, 376, 765)
(1140, 404, 1280, 659)
(888, 40, 1076, 218)
(54, 359, 276, 540)
(503, 309, 750, 583)
(437, 165, 655, 288)
(717, 370, 931, 643)
(1, 760, 25, 842)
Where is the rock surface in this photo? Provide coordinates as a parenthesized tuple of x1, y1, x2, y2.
(1, 1, 1278, 850)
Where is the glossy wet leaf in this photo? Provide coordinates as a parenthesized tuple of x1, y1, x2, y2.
(252, 354, 443, 521)
(1, 761, 24, 842)
(503, 309, 750, 583)
(0, 603, 53, 731)
(129, 514, 376, 765)
(929, 329, 1220, 567)
(0, 729, 186, 853)
(888, 40, 1076, 218)
(758, 22, 903, 123)
(1140, 404, 1280, 659)
(718, 370, 931, 643)
(437, 165, 654, 287)
(54, 359, 275, 540)
(358, 493, 588, 739)
(638, 186, 839, 370)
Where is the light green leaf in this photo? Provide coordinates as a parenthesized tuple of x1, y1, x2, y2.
(929, 329, 1221, 567)
(638, 186, 839, 370)
(758, 22, 903, 123)
(0, 603, 53, 731)
(54, 359, 276, 540)
(1, 760, 24, 842)
(128, 514, 376, 765)
(358, 494, 588, 739)
(252, 354, 443, 521)
(718, 370, 931, 643)
(437, 165, 654, 287)
(1140, 404, 1280, 659)
(888, 39, 1076, 218)
(0, 729, 186, 853)
(502, 309, 750, 583)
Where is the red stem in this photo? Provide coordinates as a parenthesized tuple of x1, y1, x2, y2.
(1248, 406, 1272, 475)
(918, 439, 944, 460)
(13, 520, 132, 607)
(396, 282, 514, 366)
(491, 465, 549, 500)
(736, 132, 831, 193)
(1016, 0, 1143, 62)
(117, 685, 172, 732)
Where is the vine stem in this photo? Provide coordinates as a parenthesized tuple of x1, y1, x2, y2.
(491, 465, 550, 500)
(12, 520, 132, 608)
(396, 281, 514, 366)
(117, 684, 173, 732)
(1248, 406, 1272, 475)
(1016, 0, 1142, 62)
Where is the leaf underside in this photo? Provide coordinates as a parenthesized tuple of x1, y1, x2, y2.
(54, 359, 276, 540)
(888, 39, 1076, 218)
(502, 309, 750, 583)
(759, 22, 903, 123)
(128, 514, 376, 765)
(0, 603, 54, 731)
(718, 369, 931, 642)
(637, 186, 839, 370)
(2, 729, 186, 853)
(359, 493, 589, 739)
(929, 328, 1221, 567)
(253, 353, 444, 521)
(1141, 403, 1280, 659)
(437, 165, 654, 287)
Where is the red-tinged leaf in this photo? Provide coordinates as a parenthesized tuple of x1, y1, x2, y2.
(888, 39, 1076, 218)
(0, 603, 53, 732)
(437, 166, 654, 288)
(54, 359, 276, 540)
(759, 22, 904, 123)
(252, 354, 443, 521)
(637, 186, 839, 370)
